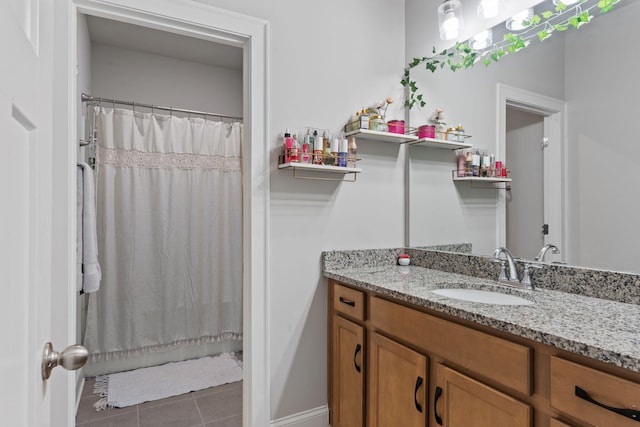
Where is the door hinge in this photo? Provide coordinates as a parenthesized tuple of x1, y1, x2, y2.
(542, 224, 549, 235)
(542, 136, 549, 149)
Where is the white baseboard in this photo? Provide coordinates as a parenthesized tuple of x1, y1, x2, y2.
(270, 405, 329, 427)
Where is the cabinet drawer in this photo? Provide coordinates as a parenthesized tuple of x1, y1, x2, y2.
(550, 356, 640, 427)
(370, 296, 531, 395)
(333, 283, 365, 321)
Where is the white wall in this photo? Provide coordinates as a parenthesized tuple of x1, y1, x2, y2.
(195, 0, 406, 421)
(91, 43, 242, 117)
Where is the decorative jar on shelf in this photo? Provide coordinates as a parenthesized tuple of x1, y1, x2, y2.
(387, 120, 405, 134)
(369, 115, 388, 132)
(418, 125, 436, 138)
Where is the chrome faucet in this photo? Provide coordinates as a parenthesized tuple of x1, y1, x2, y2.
(492, 247, 520, 284)
(535, 244, 560, 262)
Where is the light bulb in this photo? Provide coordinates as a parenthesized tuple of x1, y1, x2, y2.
(506, 8, 533, 31)
(471, 29, 493, 50)
(438, 0, 464, 40)
(477, 0, 504, 19)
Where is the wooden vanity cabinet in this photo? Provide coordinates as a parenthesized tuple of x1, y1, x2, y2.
(328, 279, 640, 427)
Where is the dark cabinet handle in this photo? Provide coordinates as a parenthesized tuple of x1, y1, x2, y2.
(414, 376, 423, 413)
(353, 344, 362, 373)
(434, 386, 443, 425)
(339, 296, 355, 307)
(575, 386, 640, 422)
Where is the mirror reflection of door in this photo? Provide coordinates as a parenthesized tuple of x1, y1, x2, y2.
(506, 107, 544, 260)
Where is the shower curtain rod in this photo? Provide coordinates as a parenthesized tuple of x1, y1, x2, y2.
(81, 93, 243, 121)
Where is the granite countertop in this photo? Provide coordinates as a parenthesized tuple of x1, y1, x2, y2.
(324, 264, 640, 374)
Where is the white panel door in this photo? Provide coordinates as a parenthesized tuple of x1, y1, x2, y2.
(0, 1, 72, 426)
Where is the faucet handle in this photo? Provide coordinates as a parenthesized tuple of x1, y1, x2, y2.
(491, 258, 509, 282)
(521, 263, 543, 290)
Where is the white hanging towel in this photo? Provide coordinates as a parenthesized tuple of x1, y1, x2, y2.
(77, 163, 101, 293)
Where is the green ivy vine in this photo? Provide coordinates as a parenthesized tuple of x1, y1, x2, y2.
(402, 0, 621, 109)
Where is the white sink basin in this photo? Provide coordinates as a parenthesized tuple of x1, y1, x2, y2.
(432, 288, 534, 306)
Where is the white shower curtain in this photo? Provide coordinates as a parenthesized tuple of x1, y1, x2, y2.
(84, 107, 243, 361)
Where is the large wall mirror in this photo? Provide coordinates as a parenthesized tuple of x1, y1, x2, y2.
(407, 0, 639, 275)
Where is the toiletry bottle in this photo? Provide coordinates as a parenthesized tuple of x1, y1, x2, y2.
(359, 109, 370, 130)
(495, 160, 502, 179)
(338, 138, 348, 167)
(457, 150, 465, 177)
(284, 129, 293, 163)
(329, 138, 339, 166)
(301, 129, 311, 163)
(465, 150, 473, 176)
(347, 136, 357, 168)
(472, 150, 480, 177)
(489, 154, 496, 177)
(290, 132, 300, 163)
(482, 152, 490, 177)
(313, 130, 323, 165)
(322, 134, 333, 165)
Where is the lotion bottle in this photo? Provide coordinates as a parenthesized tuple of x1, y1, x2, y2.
(313, 130, 323, 165)
(347, 136, 357, 168)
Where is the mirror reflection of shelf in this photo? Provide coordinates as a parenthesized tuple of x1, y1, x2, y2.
(451, 170, 511, 189)
(344, 128, 418, 144)
(452, 176, 511, 183)
(409, 137, 472, 150)
(278, 162, 362, 182)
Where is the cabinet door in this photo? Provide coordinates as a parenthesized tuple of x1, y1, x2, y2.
(332, 315, 365, 427)
(434, 364, 531, 427)
(550, 419, 573, 427)
(369, 332, 428, 427)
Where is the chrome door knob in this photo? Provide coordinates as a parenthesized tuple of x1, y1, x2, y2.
(41, 342, 89, 380)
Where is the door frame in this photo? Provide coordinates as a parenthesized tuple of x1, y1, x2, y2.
(496, 84, 567, 261)
(61, 1, 270, 425)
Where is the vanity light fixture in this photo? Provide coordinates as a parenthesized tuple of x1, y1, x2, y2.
(506, 7, 533, 31)
(477, 0, 505, 19)
(438, 0, 464, 40)
(553, 0, 580, 5)
(471, 29, 493, 50)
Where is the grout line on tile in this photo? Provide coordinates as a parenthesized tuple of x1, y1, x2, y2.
(193, 394, 206, 426)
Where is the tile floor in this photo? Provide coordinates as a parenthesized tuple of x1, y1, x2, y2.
(76, 378, 242, 427)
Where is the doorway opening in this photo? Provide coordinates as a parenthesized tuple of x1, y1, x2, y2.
(497, 84, 567, 262)
(70, 1, 268, 425)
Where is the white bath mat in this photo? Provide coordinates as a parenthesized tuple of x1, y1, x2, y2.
(93, 352, 242, 410)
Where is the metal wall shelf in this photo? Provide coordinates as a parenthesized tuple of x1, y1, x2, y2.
(452, 171, 511, 189)
(452, 176, 511, 183)
(278, 162, 362, 182)
(409, 137, 472, 150)
(344, 128, 418, 144)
